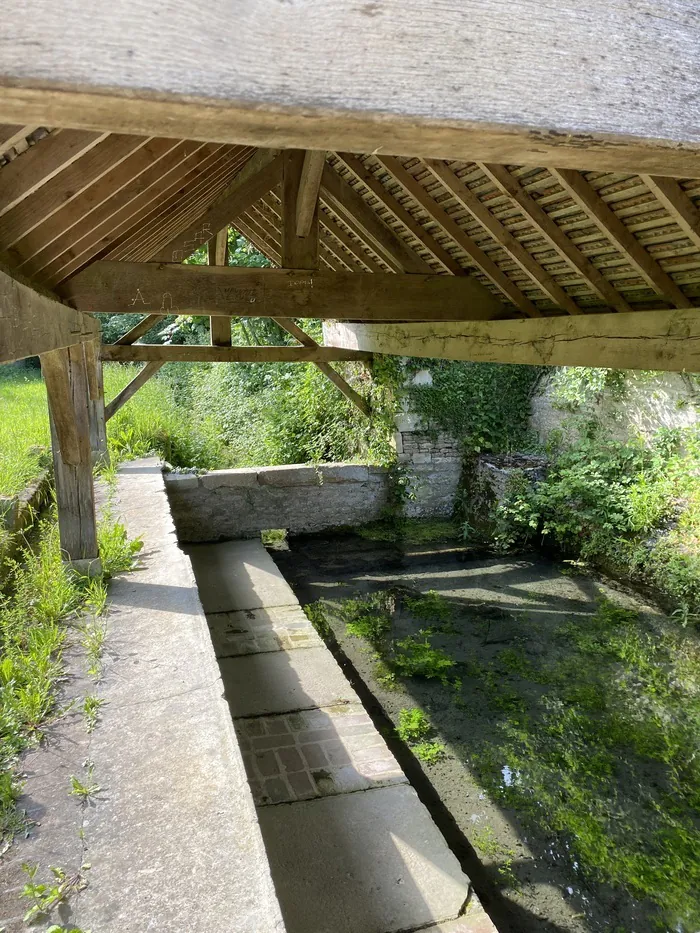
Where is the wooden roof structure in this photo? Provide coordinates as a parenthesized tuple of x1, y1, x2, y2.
(2, 2, 700, 567)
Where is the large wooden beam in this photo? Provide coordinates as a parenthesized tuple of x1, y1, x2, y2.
(296, 151, 326, 238)
(323, 309, 700, 372)
(3, 5, 700, 176)
(641, 175, 700, 253)
(1, 263, 99, 363)
(149, 149, 282, 263)
(100, 344, 372, 363)
(63, 262, 509, 322)
(41, 344, 100, 572)
(282, 150, 319, 268)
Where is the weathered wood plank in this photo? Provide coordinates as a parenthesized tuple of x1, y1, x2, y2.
(0, 124, 36, 152)
(377, 156, 541, 317)
(1, 262, 99, 362)
(323, 310, 700, 372)
(321, 165, 430, 274)
(105, 361, 163, 420)
(477, 162, 633, 313)
(100, 344, 373, 363)
(114, 313, 163, 346)
(3, 4, 700, 175)
(63, 262, 509, 321)
(549, 167, 693, 309)
(41, 343, 100, 569)
(83, 337, 108, 465)
(149, 149, 281, 263)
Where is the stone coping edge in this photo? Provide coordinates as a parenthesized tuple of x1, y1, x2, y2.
(164, 462, 388, 491)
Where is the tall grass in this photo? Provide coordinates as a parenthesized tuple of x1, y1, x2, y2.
(0, 366, 51, 497)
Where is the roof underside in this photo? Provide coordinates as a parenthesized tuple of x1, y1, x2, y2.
(2, 124, 700, 318)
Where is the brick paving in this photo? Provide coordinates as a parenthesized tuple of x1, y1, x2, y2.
(207, 604, 323, 657)
(235, 703, 407, 805)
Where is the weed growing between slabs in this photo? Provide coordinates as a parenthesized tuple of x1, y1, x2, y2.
(0, 510, 142, 850)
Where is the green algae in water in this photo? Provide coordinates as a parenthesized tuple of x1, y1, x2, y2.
(471, 598, 700, 930)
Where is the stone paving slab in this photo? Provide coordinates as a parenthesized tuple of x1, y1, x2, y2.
(207, 604, 323, 657)
(257, 783, 470, 933)
(185, 539, 299, 612)
(219, 646, 358, 717)
(235, 703, 406, 804)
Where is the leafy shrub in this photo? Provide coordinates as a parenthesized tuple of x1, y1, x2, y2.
(413, 741, 446, 764)
(397, 707, 431, 743)
(340, 592, 394, 646)
(392, 633, 455, 682)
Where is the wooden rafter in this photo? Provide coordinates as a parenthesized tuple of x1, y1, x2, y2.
(0, 134, 148, 249)
(321, 164, 431, 274)
(63, 262, 508, 322)
(426, 160, 582, 315)
(548, 168, 692, 309)
(114, 313, 163, 346)
(8, 137, 184, 271)
(641, 175, 700, 254)
(376, 156, 540, 317)
(209, 228, 232, 347)
(40, 143, 225, 286)
(0, 129, 107, 218)
(149, 148, 280, 263)
(477, 162, 633, 313)
(0, 124, 38, 153)
(334, 152, 467, 277)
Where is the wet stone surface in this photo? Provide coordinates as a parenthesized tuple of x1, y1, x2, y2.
(235, 703, 406, 805)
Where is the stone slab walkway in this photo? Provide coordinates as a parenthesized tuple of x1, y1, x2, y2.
(186, 537, 497, 933)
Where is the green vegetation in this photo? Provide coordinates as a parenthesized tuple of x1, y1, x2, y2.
(396, 707, 431, 742)
(339, 591, 393, 646)
(392, 633, 455, 683)
(471, 826, 518, 887)
(497, 425, 700, 621)
(412, 741, 447, 764)
(20, 862, 90, 925)
(468, 597, 700, 928)
(0, 513, 140, 846)
(0, 366, 51, 497)
(82, 695, 104, 733)
(69, 760, 100, 802)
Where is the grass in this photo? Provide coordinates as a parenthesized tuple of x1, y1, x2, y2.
(0, 366, 51, 497)
(0, 510, 140, 848)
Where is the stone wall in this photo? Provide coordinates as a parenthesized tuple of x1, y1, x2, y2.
(393, 412, 462, 517)
(165, 463, 390, 542)
(530, 371, 700, 444)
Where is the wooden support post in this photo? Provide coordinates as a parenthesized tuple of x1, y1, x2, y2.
(41, 343, 100, 574)
(281, 151, 370, 415)
(105, 361, 163, 421)
(209, 227, 231, 346)
(84, 337, 108, 466)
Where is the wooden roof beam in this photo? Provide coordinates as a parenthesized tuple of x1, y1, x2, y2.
(4, 5, 700, 176)
(426, 160, 582, 315)
(1, 262, 99, 363)
(477, 162, 633, 313)
(63, 262, 508, 322)
(0, 124, 38, 152)
(321, 164, 431, 274)
(641, 175, 700, 253)
(549, 167, 692, 309)
(376, 156, 540, 317)
(149, 148, 281, 263)
(324, 308, 700, 372)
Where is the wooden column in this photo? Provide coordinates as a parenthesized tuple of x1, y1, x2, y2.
(84, 337, 109, 466)
(209, 227, 231, 346)
(41, 343, 101, 575)
(282, 150, 319, 268)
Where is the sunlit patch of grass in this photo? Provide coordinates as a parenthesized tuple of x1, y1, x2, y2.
(0, 365, 50, 497)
